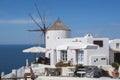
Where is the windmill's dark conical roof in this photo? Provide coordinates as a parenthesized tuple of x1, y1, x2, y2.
(48, 18, 71, 31)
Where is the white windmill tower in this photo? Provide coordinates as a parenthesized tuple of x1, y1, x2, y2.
(45, 17, 71, 59)
(46, 17, 71, 49)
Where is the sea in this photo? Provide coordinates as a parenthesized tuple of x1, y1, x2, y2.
(0, 44, 44, 74)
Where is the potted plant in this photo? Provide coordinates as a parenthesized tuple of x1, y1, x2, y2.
(55, 61, 72, 67)
(111, 62, 119, 78)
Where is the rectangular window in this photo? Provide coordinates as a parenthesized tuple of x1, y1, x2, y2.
(61, 50, 67, 61)
(93, 40, 103, 47)
(101, 58, 106, 60)
(116, 43, 120, 48)
(78, 50, 84, 64)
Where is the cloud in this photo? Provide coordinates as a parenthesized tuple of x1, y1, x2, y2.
(0, 19, 41, 25)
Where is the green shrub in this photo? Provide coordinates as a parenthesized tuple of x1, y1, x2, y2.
(111, 62, 120, 69)
(55, 61, 72, 67)
(75, 64, 83, 68)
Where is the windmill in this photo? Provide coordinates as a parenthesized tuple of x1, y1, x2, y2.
(28, 3, 49, 47)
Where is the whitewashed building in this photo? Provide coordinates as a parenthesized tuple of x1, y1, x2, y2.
(2, 18, 120, 79)
(45, 18, 120, 66)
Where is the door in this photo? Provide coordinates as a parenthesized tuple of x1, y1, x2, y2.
(114, 53, 120, 64)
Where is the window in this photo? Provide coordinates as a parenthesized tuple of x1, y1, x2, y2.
(48, 53, 50, 58)
(93, 40, 103, 47)
(94, 58, 98, 62)
(101, 58, 106, 60)
(78, 50, 84, 63)
(116, 43, 120, 48)
(61, 50, 67, 61)
(47, 36, 49, 39)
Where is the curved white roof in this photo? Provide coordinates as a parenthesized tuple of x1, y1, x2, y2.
(109, 39, 120, 52)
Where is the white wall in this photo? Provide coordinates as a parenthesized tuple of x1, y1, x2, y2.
(109, 39, 120, 64)
(90, 56, 108, 65)
(109, 39, 120, 51)
(50, 49, 57, 66)
(67, 50, 77, 65)
(56, 50, 61, 63)
(45, 49, 57, 66)
(46, 30, 71, 49)
(109, 49, 114, 64)
(85, 37, 109, 65)
(46, 33, 110, 66)
(45, 30, 71, 58)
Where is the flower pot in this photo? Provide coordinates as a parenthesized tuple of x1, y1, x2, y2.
(112, 72, 119, 78)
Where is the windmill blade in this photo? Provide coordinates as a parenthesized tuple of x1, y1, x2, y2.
(43, 11, 50, 30)
(38, 32, 44, 45)
(46, 23, 51, 30)
(35, 3, 43, 21)
(33, 32, 44, 45)
(28, 29, 42, 32)
(44, 14, 48, 24)
(29, 14, 43, 30)
(38, 32, 44, 42)
(34, 3, 46, 27)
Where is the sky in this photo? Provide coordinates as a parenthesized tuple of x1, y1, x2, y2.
(0, 0, 120, 44)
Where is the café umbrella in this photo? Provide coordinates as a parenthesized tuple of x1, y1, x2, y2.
(22, 46, 47, 53)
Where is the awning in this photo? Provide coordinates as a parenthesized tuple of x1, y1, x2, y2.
(56, 42, 98, 50)
(22, 46, 48, 53)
